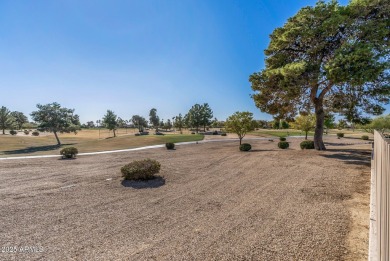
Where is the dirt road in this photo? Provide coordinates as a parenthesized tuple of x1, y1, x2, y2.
(0, 137, 370, 260)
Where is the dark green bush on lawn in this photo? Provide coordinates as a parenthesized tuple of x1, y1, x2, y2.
(121, 159, 161, 180)
(221, 133, 227, 136)
(239, 143, 252, 151)
(166, 142, 175, 150)
(24, 130, 29, 135)
(32, 131, 40, 136)
(300, 140, 315, 150)
(279, 137, 286, 141)
(337, 133, 344, 138)
(361, 135, 369, 140)
(9, 130, 17, 135)
(278, 141, 289, 149)
(60, 147, 78, 159)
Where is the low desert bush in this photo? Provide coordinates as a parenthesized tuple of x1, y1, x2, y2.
(60, 147, 78, 159)
(221, 133, 227, 136)
(32, 131, 40, 136)
(361, 135, 369, 140)
(165, 142, 175, 150)
(337, 133, 344, 138)
(191, 132, 196, 134)
(24, 130, 30, 135)
(9, 130, 17, 135)
(279, 137, 286, 141)
(278, 141, 289, 149)
(239, 143, 252, 151)
(212, 131, 218, 135)
(300, 140, 315, 150)
(121, 159, 161, 180)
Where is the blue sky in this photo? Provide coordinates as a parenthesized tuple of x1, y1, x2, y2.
(2, 0, 379, 124)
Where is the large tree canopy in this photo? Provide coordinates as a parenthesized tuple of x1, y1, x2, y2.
(225, 111, 255, 145)
(250, 0, 389, 150)
(186, 103, 214, 133)
(131, 115, 148, 132)
(30, 103, 80, 145)
(149, 108, 160, 131)
(10, 111, 28, 130)
(102, 110, 118, 137)
(292, 113, 316, 140)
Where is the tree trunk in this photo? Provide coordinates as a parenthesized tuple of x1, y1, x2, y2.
(239, 137, 242, 145)
(314, 101, 326, 150)
(2, 128, 4, 134)
(113, 129, 116, 137)
(305, 131, 308, 140)
(54, 131, 61, 146)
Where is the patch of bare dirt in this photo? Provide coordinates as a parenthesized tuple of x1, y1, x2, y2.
(0, 136, 370, 260)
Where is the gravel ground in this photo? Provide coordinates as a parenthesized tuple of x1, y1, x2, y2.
(0, 137, 370, 260)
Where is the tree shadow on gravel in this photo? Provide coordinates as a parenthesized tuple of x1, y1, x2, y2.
(2, 143, 76, 155)
(249, 149, 277, 152)
(321, 149, 371, 167)
(324, 142, 371, 147)
(121, 176, 165, 189)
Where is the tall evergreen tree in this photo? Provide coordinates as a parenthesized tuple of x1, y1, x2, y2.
(0, 106, 14, 134)
(187, 104, 203, 133)
(200, 103, 213, 132)
(250, 0, 389, 150)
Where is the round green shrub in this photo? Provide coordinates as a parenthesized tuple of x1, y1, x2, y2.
(32, 131, 40, 136)
(300, 140, 315, 150)
(121, 159, 161, 180)
(165, 142, 175, 150)
(337, 133, 344, 138)
(9, 130, 17, 135)
(24, 130, 30, 135)
(278, 141, 289, 149)
(279, 137, 286, 141)
(361, 135, 369, 140)
(221, 133, 227, 136)
(239, 143, 252, 151)
(60, 147, 78, 159)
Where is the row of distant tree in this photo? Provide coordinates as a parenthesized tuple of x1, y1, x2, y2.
(0, 102, 215, 145)
(0, 106, 34, 134)
(1, 102, 389, 146)
(96, 103, 214, 137)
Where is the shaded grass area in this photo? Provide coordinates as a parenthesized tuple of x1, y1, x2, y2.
(0, 133, 204, 157)
(250, 128, 371, 139)
(249, 129, 314, 138)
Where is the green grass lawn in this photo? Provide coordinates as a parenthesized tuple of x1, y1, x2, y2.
(0, 132, 204, 157)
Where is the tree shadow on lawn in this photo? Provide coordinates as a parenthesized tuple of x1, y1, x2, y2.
(321, 149, 371, 167)
(121, 176, 165, 189)
(2, 143, 76, 155)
